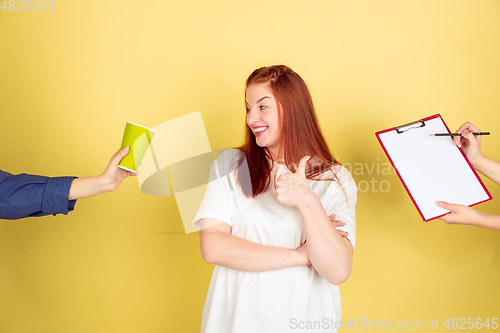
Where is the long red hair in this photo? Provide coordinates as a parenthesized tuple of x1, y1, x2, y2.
(236, 65, 341, 198)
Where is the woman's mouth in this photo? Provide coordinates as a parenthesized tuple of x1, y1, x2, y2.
(254, 126, 268, 137)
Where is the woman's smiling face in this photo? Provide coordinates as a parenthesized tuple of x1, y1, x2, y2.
(245, 83, 281, 159)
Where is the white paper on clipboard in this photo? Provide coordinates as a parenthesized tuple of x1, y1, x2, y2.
(376, 114, 491, 221)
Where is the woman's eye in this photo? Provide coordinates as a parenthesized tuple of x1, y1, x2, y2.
(259, 105, 267, 110)
(245, 108, 250, 113)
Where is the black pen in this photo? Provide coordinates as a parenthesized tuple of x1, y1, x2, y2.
(430, 132, 490, 137)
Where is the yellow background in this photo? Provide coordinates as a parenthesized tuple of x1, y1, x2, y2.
(1, 0, 500, 332)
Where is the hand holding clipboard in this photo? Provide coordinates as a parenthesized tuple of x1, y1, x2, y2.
(435, 121, 500, 229)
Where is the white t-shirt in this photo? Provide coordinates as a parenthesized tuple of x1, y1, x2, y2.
(193, 149, 357, 333)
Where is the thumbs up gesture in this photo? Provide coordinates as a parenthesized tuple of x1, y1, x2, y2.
(275, 156, 313, 207)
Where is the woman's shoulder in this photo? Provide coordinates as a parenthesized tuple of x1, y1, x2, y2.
(312, 162, 353, 182)
(213, 149, 246, 169)
(314, 164, 357, 205)
(331, 164, 354, 181)
(214, 148, 244, 162)
(312, 163, 357, 192)
(210, 149, 249, 179)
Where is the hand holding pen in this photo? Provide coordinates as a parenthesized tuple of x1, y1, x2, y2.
(432, 122, 487, 163)
(451, 122, 485, 163)
(431, 122, 489, 163)
(436, 121, 500, 229)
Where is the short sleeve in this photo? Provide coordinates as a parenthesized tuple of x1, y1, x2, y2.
(192, 150, 240, 230)
(324, 166, 358, 249)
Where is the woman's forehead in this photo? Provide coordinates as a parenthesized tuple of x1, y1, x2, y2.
(245, 83, 274, 104)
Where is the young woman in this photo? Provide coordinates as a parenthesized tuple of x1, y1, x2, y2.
(193, 65, 357, 332)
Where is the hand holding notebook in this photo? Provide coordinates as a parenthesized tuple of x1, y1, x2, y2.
(435, 121, 500, 230)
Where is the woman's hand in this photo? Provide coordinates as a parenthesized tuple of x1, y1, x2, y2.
(329, 214, 349, 238)
(68, 147, 137, 200)
(453, 122, 484, 164)
(437, 201, 500, 230)
(98, 146, 138, 193)
(275, 155, 313, 207)
(295, 241, 310, 266)
(436, 201, 482, 225)
(453, 122, 500, 185)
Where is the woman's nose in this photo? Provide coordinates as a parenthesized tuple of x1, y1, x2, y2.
(247, 109, 259, 125)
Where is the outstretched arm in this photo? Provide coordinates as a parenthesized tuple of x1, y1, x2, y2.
(469, 155, 500, 185)
(454, 122, 500, 184)
(0, 147, 136, 219)
(436, 122, 500, 230)
(437, 201, 500, 230)
(68, 146, 137, 200)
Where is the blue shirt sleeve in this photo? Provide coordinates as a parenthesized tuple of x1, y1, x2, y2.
(0, 169, 77, 220)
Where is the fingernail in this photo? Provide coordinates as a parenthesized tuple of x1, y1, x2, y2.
(306, 156, 311, 161)
(123, 146, 129, 151)
(436, 201, 442, 206)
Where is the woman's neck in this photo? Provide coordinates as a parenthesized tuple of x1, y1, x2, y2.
(266, 147, 283, 162)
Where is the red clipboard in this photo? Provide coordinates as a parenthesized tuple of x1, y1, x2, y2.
(375, 114, 492, 221)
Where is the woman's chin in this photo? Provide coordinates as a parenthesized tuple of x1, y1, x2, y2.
(255, 140, 267, 148)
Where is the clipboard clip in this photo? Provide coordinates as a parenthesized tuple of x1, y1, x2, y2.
(395, 120, 425, 134)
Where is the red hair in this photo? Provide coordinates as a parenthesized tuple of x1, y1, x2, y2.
(236, 65, 340, 198)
